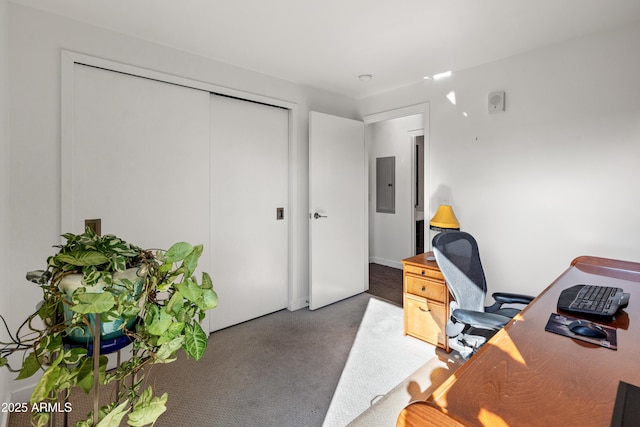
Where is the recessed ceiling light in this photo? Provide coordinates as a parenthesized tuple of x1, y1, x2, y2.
(358, 74, 373, 82)
(433, 71, 452, 80)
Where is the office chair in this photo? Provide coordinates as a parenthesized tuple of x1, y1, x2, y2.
(432, 231, 534, 359)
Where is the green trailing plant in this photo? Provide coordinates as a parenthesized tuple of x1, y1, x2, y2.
(0, 228, 218, 426)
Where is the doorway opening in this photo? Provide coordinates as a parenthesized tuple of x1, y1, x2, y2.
(363, 103, 429, 304)
(365, 106, 428, 268)
(411, 132, 425, 255)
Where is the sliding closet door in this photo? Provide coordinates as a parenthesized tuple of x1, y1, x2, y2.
(209, 95, 289, 331)
(68, 64, 211, 255)
(67, 62, 288, 334)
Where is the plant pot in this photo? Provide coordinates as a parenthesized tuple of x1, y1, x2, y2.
(58, 266, 146, 344)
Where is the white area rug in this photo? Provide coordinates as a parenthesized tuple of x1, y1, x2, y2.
(322, 297, 436, 427)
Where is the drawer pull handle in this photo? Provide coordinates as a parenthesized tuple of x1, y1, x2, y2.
(421, 270, 426, 276)
(421, 286, 426, 292)
(419, 306, 430, 312)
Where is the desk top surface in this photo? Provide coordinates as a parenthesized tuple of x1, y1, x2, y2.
(428, 256, 640, 427)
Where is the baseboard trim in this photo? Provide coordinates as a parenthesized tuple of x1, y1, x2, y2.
(288, 297, 308, 311)
(1, 372, 36, 426)
(369, 257, 403, 270)
(8, 381, 34, 405)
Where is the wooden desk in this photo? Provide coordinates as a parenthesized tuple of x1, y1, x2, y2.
(398, 256, 640, 427)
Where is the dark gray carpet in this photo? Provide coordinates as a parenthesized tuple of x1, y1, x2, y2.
(9, 294, 372, 427)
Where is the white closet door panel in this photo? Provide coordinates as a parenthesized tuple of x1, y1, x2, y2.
(209, 95, 288, 331)
(70, 64, 211, 255)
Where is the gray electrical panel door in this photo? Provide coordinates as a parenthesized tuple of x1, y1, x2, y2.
(376, 156, 395, 214)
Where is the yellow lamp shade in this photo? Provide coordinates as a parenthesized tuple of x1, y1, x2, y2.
(429, 205, 460, 230)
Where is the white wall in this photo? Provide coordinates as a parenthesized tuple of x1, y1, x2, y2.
(5, 3, 359, 398)
(359, 21, 640, 298)
(1, 0, 9, 421)
(368, 114, 423, 268)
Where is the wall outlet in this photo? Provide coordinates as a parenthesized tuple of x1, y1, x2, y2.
(84, 218, 101, 235)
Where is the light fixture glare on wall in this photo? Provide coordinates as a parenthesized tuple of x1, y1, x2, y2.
(432, 71, 452, 80)
(446, 91, 456, 105)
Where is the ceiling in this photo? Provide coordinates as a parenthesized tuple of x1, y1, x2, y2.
(10, 0, 640, 98)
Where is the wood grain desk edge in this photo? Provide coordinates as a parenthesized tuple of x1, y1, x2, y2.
(397, 255, 640, 427)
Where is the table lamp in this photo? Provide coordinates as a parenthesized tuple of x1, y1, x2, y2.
(429, 204, 460, 231)
(428, 204, 460, 260)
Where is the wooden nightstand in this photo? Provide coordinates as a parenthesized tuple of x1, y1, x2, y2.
(401, 252, 451, 352)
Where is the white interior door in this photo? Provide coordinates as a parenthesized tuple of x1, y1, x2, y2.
(309, 111, 367, 310)
(209, 95, 289, 330)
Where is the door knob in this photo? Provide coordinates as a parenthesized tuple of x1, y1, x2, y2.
(313, 212, 328, 219)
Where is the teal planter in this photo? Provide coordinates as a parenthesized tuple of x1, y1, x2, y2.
(58, 266, 146, 344)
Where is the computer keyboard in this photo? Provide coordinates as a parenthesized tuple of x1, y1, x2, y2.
(558, 284, 630, 317)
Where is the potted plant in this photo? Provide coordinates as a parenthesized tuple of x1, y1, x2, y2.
(0, 228, 218, 426)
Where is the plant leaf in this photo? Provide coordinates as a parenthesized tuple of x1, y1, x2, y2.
(16, 352, 40, 380)
(184, 322, 207, 361)
(163, 242, 193, 263)
(166, 291, 183, 315)
(55, 367, 76, 392)
(40, 334, 63, 353)
(76, 356, 108, 393)
(82, 266, 102, 286)
(63, 347, 88, 365)
(128, 389, 167, 427)
(31, 365, 61, 403)
(31, 412, 49, 427)
(176, 279, 202, 304)
(76, 358, 95, 393)
(155, 336, 183, 361)
(96, 401, 130, 427)
(70, 292, 115, 314)
(201, 271, 213, 290)
(146, 309, 173, 336)
(157, 322, 185, 345)
(110, 254, 127, 272)
(55, 251, 110, 267)
(198, 289, 218, 311)
(181, 244, 203, 277)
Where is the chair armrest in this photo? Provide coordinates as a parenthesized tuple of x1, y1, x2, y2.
(492, 292, 535, 305)
(452, 309, 511, 330)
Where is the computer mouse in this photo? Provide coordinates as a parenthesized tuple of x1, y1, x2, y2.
(568, 320, 607, 339)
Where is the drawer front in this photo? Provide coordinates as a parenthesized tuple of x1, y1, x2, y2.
(404, 295, 446, 347)
(406, 276, 445, 302)
(404, 263, 444, 281)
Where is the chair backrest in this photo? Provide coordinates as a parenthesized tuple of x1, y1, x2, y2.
(432, 231, 487, 312)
